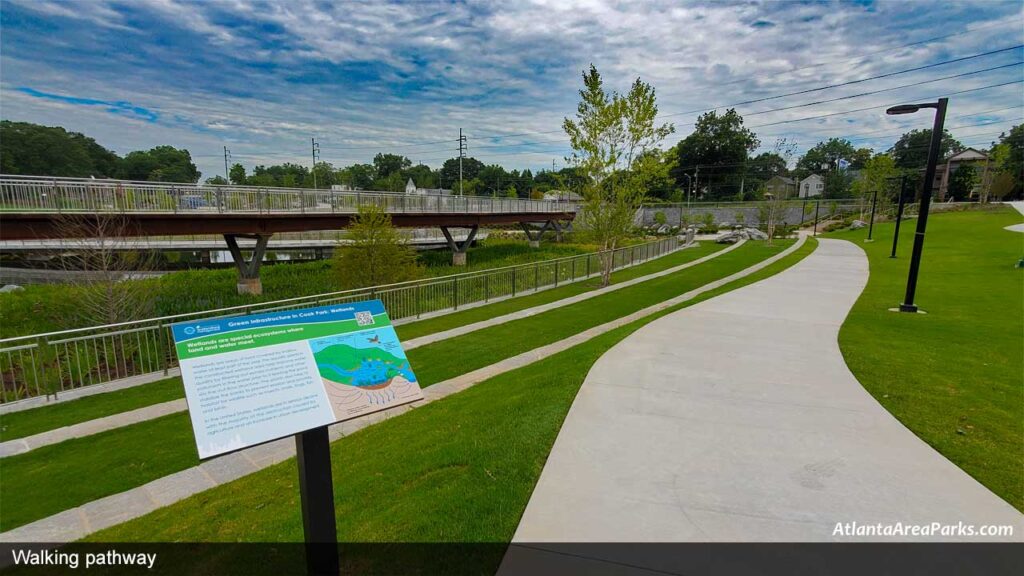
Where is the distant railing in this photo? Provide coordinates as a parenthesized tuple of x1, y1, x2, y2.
(0, 236, 682, 403)
(0, 175, 578, 215)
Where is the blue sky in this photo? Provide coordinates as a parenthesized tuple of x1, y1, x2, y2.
(1, 0, 1022, 180)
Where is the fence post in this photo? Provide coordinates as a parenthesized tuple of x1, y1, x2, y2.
(512, 267, 517, 296)
(535, 262, 539, 291)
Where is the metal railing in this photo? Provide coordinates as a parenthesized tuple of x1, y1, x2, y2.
(0, 175, 579, 215)
(0, 236, 682, 403)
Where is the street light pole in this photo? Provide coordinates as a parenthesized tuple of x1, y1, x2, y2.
(886, 97, 948, 313)
(890, 175, 909, 258)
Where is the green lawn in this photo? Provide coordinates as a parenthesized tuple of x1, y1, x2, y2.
(0, 242, 723, 442)
(0, 240, 784, 532)
(0, 377, 183, 442)
(828, 207, 1023, 511)
(82, 239, 816, 565)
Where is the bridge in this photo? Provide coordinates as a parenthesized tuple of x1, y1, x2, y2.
(0, 175, 577, 293)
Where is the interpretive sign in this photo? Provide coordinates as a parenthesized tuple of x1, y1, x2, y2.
(171, 300, 423, 459)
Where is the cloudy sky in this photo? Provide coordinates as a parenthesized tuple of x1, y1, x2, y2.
(1, 0, 1022, 180)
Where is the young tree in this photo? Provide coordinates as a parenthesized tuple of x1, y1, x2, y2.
(564, 65, 674, 285)
(332, 204, 423, 289)
(760, 138, 797, 245)
(229, 163, 247, 185)
(851, 154, 898, 217)
(947, 165, 978, 201)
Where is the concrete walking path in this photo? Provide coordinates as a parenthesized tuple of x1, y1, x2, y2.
(0, 238, 802, 543)
(511, 239, 1022, 545)
(0, 241, 743, 457)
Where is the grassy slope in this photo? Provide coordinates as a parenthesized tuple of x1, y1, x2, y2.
(828, 207, 1023, 511)
(0, 242, 723, 442)
(0, 240, 769, 532)
(84, 239, 817, 554)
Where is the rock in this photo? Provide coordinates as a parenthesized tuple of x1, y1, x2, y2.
(0, 284, 24, 293)
(743, 227, 768, 240)
(716, 231, 744, 244)
(850, 220, 867, 229)
(657, 225, 670, 234)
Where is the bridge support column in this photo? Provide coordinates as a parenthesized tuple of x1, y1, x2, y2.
(224, 233, 272, 295)
(440, 225, 478, 266)
(520, 221, 555, 248)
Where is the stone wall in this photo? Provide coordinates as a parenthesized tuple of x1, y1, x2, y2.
(638, 201, 863, 228)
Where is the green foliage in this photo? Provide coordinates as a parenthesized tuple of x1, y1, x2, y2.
(119, 145, 200, 182)
(331, 204, 423, 289)
(991, 124, 1023, 198)
(439, 157, 485, 189)
(372, 153, 412, 179)
(229, 163, 247, 184)
(564, 65, 674, 285)
(947, 164, 978, 201)
(796, 138, 871, 175)
(670, 109, 757, 200)
(335, 163, 375, 189)
(653, 211, 667, 225)
(888, 129, 964, 170)
(205, 175, 227, 185)
(0, 120, 120, 177)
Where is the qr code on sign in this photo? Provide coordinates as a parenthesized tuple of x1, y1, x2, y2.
(355, 311, 375, 326)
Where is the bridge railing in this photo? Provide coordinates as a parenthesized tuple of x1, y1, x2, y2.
(0, 175, 578, 215)
(0, 236, 682, 404)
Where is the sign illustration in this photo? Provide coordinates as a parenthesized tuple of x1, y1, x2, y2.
(171, 300, 422, 459)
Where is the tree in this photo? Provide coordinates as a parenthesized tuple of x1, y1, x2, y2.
(336, 163, 375, 189)
(229, 163, 247, 185)
(947, 164, 978, 201)
(759, 139, 797, 245)
(0, 121, 119, 177)
(403, 164, 437, 189)
(332, 204, 423, 289)
(991, 124, 1023, 198)
(439, 157, 485, 190)
(564, 65, 674, 286)
(745, 151, 788, 198)
(796, 139, 871, 175)
(119, 145, 200, 182)
(888, 129, 963, 170)
(670, 109, 757, 200)
(310, 161, 335, 188)
(851, 154, 899, 215)
(372, 153, 411, 180)
(205, 175, 228, 185)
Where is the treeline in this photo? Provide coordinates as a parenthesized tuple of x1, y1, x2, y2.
(4, 116, 1021, 201)
(222, 153, 574, 199)
(0, 121, 200, 182)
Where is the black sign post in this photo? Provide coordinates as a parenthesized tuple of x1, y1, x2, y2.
(866, 188, 878, 242)
(296, 426, 340, 576)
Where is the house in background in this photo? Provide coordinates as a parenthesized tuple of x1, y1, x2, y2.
(405, 178, 453, 196)
(542, 190, 583, 202)
(798, 174, 825, 198)
(764, 175, 797, 198)
(932, 148, 990, 201)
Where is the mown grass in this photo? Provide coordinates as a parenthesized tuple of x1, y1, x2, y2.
(0, 242, 723, 441)
(81, 240, 816, 563)
(827, 207, 1023, 511)
(0, 240, 776, 532)
(0, 377, 182, 441)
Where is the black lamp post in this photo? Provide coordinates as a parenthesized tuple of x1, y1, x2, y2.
(886, 97, 948, 313)
(889, 174, 909, 258)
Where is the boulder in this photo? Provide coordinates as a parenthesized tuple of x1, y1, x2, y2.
(0, 284, 24, 293)
(850, 220, 867, 229)
(716, 231, 744, 244)
(743, 227, 769, 240)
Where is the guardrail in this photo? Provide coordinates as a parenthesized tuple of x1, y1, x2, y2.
(0, 175, 578, 215)
(0, 236, 683, 403)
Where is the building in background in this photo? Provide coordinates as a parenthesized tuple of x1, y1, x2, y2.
(798, 174, 825, 198)
(765, 175, 797, 199)
(933, 148, 990, 201)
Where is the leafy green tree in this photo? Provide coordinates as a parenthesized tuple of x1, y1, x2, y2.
(670, 109, 757, 200)
(888, 129, 963, 170)
(991, 124, 1023, 198)
(564, 65, 674, 285)
(205, 175, 228, 185)
(947, 164, 978, 201)
(851, 154, 899, 210)
(332, 204, 423, 289)
(310, 161, 335, 188)
(229, 163, 247, 185)
(372, 153, 411, 179)
(796, 139, 871, 175)
(402, 164, 437, 189)
(119, 145, 200, 182)
(336, 163, 375, 189)
(0, 121, 119, 177)
(439, 157, 485, 191)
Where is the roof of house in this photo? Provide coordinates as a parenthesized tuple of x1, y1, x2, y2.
(945, 148, 989, 162)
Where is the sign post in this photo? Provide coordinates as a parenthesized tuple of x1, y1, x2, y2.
(171, 300, 425, 576)
(296, 426, 340, 576)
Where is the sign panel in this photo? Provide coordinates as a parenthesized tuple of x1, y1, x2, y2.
(171, 300, 423, 459)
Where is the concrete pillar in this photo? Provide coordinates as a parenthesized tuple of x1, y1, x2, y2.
(452, 251, 467, 266)
(237, 277, 263, 295)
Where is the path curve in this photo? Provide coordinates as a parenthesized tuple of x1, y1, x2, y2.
(512, 238, 1022, 543)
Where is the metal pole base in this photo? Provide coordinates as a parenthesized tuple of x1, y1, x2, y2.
(889, 305, 927, 314)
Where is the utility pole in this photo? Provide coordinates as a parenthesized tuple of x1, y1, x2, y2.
(311, 137, 320, 189)
(223, 146, 231, 184)
(458, 129, 467, 196)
